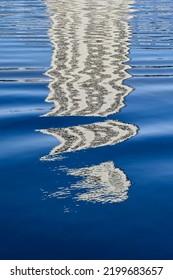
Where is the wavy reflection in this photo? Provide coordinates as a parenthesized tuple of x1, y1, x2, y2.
(44, 161, 131, 204)
(40, 0, 136, 207)
(44, 0, 133, 116)
(70, 161, 131, 203)
(39, 120, 137, 160)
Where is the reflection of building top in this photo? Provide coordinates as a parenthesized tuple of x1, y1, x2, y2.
(39, 120, 137, 160)
(45, 0, 132, 116)
(45, 161, 131, 204)
(69, 161, 131, 203)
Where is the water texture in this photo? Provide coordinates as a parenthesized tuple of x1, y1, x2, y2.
(0, 0, 173, 260)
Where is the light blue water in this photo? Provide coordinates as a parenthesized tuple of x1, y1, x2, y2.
(0, 0, 173, 260)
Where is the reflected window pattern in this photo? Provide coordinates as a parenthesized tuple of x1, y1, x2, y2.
(38, 120, 137, 159)
(44, 0, 133, 116)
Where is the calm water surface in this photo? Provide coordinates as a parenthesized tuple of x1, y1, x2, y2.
(0, 0, 173, 259)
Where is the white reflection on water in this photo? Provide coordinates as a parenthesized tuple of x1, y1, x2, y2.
(43, 161, 131, 204)
(69, 161, 131, 203)
(44, 0, 133, 116)
(40, 0, 136, 206)
(38, 120, 137, 160)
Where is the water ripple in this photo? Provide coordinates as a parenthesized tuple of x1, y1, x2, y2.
(0, 0, 51, 116)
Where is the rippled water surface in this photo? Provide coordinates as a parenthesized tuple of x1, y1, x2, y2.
(1, 0, 173, 259)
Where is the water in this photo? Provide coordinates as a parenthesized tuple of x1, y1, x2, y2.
(0, 0, 173, 260)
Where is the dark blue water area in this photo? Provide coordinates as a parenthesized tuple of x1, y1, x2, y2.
(0, 0, 173, 260)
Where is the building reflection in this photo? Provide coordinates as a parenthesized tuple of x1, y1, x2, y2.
(40, 0, 136, 208)
(44, 0, 132, 116)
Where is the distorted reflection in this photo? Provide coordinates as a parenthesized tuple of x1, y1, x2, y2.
(44, 0, 132, 116)
(40, 0, 136, 207)
(39, 120, 137, 160)
(44, 161, 131, 204)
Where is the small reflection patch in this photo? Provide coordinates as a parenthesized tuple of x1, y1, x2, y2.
(42, 161, 131, 205)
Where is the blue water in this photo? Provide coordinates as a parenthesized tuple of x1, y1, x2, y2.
(1, 0, 173, 260)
